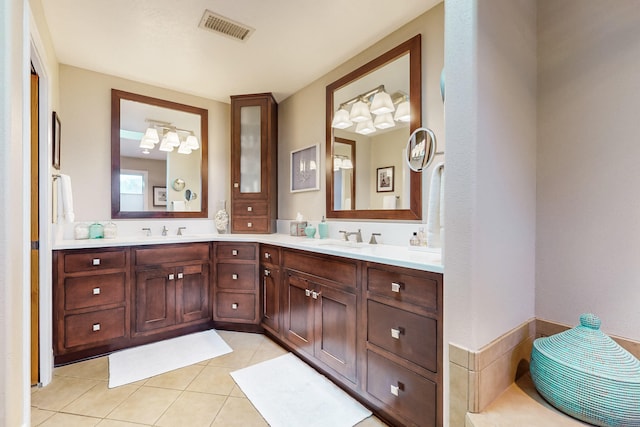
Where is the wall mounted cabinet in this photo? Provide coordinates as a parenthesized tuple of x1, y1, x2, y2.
(230, 93, 278, 233)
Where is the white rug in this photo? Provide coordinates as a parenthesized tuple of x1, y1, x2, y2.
(231, 353, 372, 427)
(108, 329, 232, 388)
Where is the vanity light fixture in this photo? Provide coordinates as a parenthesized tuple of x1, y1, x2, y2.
(332, 85, 407, 134)
(374, 112, 396, 129)
(394, 97, 411, 122)
(370, 90, 395, 115)
(138, 119, 200, 155)
(331, 107, 353, 129)
(355, 119, 376, 135)
(349, 99, 371, 123)
(333, 155, 353, 171)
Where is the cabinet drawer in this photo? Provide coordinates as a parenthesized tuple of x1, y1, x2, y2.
(64, 307, 126, 348)
(215, 243, 257, 260)
(134, 243, 210, 266)
(215, 292, 257, 322)
(233, 200, 268, 216)
(65, 273, 126, 310)
(64, 250, 126, 273)
(368, 300, 437, 373)
(367, 267, 438, 311)
(283, 250, 357, 289)
(232, 217, 269, 233)
(260, 245, 280, 265)
(367, 350, 437, 427)
(216, 263, 257, 290)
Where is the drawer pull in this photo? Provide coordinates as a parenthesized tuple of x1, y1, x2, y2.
(231, 303, 239, 310)
(247, 206, 253, 212)
(264, 269, 271, 277)
(234, 182, 239, 188)
(391, 282, 403, 293)
(264, 252, 271, 259)
(391, 327, 405, 339)
(177, 273, 184, 279)
(311, 291, 320, 300)
(305, 289, 311, 297)
(168, 274, 175, 280)
(92, 258, 101, 266)
(247, 222, 253, 228)
(232, 249, 238, 256)
(390, 382, 404, 397)
(232, 273, 238, 280)
(92, 323, 101, 332)
(92, 287, 101, 295)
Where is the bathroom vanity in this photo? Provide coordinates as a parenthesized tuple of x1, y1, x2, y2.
(53, 235, 442, 427)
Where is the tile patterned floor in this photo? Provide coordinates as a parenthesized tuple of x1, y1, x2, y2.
(31, 331, 387, 427)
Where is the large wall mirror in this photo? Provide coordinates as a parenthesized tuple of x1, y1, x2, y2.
(326, 35, 422, 220)
(111, 89, 208, 218)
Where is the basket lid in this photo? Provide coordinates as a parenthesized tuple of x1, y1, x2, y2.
(533, 313, 640, 382)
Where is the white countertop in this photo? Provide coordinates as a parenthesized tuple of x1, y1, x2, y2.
(53, 233, 443, 273)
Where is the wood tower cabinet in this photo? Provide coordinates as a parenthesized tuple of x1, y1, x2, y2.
(230, 93, 278, 234)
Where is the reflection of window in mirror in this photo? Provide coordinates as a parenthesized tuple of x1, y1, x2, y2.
(333, 138, 356, 210)
(120, 169, 148, 211)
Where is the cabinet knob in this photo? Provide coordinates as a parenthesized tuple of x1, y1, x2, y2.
(264, 252, 271, 259)
(231, 249, 238, 256)
(247, 222, 253, 228)
(168, 274, 175, 280)
(391, 282, 403, 293)
(92, 258, 101, 266)
(92, 287, 101, 295)
(234, 182, 239, 188)
(247, 206, 253, 212)
(177, 273, 184, 279)
(305, 289, 311, 297)
(311, 291, 320, 300)
(231, 303, 239, 310)
(391, 327, 405, 339)
(92, 323, 101, 332)
(390, 382, 404, 397)
(264, 269, 271, 277)
(232, 273, 238, 280)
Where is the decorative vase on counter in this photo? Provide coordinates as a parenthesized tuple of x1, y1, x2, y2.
(215, 200, 229, 234)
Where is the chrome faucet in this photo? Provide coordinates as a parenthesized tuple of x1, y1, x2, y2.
(177, 227, 186, 236)
(161, 226, 168, 236)
(339, 229, 362, 243)
(369, 233, 381, 244)
(142, 227, 151, 237)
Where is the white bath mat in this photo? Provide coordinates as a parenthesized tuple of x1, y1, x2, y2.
(108, 329, 232, 388)
(231, 353, 372, 427)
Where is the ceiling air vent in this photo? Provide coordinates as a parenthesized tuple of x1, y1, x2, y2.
(198, 10, 254, 42)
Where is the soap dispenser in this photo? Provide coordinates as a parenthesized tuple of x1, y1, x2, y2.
(318, 216, 329, 239)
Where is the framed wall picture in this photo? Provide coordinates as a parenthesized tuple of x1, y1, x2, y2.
(153, 186, 167, 206)
(52, 111, 61, 170)
(290, 144, 320, 193)
(376, 166, 395, 192)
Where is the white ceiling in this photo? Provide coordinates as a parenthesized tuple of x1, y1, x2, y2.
(41, 0, 440, 104)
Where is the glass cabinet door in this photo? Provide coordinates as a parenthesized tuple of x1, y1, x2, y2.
(239, 105, 261, 193)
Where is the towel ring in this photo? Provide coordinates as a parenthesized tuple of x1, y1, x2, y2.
(406, 127, 436, 172)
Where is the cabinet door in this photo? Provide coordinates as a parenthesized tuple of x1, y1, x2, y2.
(261, 265, 280, 333)
(283, 272, 314, 356)
(134, 267, 176, 333)
(314, 283, 357, 383)
(177, 263, 210, 324)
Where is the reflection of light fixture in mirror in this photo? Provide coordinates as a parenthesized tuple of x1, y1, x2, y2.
(159, 136, 174, 152)
(142, 148, 150, 154)
(341, 158, 353, 169)
(166, 130, 180, 147)
(138, 119, 200, 155)
(370, 91, 395, 114)
(374, 113, 395, 129)
(333, 156, 342, 171)
(333, 155, 353, 170)
(186, 134, 199, 149)
(349, 99, 371, 123)
(355, 119, 375, 135)
(394, 96, 410, 122)
(178, 141, 192, 154)
(331, 107, 353, 129)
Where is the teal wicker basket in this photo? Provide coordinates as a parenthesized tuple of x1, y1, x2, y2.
(530, 314, 640, 426)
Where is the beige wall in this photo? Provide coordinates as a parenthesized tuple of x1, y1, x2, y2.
(277, 3, 445, 223)
(58, 65, 230, 222)
(536, 0, 640, 340)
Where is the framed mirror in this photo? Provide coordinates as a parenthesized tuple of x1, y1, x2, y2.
(326, 35, 422, 220)
(111, 89, 208, 218)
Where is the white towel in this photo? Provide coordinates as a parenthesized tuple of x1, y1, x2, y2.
(172, 200, 186, 211)
(427, 162, 445, 248)
(383, 195, 397, 209)
(57, 174, 75, 223)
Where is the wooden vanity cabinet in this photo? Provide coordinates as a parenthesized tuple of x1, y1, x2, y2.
(260, 245, 281, 335)
(213, 242, 260, 325)
(132, 243, 211, 336)
(363, 263, 443, 427)
(230, 93, 278, 234)
(53, 247, 130, 364)
(282, 249, 359, 385)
